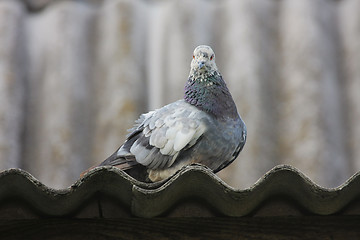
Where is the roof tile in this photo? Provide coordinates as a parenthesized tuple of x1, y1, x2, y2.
(0, 165, 359, 218)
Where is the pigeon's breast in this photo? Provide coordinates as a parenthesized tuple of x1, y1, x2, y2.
(187, 114, 246, 171)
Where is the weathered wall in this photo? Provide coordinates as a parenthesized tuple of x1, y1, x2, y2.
(0, 0, 359, 189)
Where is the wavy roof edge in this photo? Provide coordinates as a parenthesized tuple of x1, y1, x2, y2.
(0, 164, 360, 218)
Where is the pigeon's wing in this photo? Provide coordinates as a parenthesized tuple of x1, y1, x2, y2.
(111, 100, 208, 170)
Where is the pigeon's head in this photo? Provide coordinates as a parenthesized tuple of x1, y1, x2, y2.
(185, 45, 238, 119)
(190, 45, 218, 77)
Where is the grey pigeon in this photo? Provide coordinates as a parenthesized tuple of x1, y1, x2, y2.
(82, 45, 247, 182)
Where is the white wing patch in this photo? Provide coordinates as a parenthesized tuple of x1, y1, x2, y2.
(160, 139, 175, 155)
(124, 100, 208, 169)
(174, 128, 196, 151)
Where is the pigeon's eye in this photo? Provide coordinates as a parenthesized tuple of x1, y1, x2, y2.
(193, 55, 195, 59)
(210, 55, 214, 61)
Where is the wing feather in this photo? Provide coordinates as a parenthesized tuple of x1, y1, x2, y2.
(173, 127, 196, 151)
(116, 100, 208, 170)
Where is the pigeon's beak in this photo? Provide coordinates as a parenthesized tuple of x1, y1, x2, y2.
(198, 61, 205, 69)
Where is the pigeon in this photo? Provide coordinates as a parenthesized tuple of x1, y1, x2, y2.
(81, 45, 247, 182)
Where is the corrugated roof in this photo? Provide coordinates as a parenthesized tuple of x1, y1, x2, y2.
(0, 164, 359, 219)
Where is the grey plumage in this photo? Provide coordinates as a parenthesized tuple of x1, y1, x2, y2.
(93, 45, 247, 182)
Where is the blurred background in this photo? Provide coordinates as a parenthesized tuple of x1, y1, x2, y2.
(0, 0, 359, 189)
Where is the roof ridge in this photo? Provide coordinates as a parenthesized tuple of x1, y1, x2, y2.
(0, 165, 360, 217)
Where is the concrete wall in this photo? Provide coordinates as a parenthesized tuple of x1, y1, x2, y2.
(0, 0, 359, 189)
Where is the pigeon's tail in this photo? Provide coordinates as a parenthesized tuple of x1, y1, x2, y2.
(80, 150, 149, 181)
(99, 150, 139, 170)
